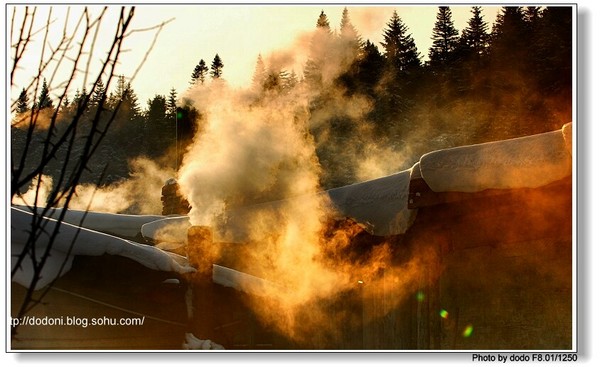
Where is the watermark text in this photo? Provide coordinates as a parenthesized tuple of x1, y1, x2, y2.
(10, 315, 145, 328)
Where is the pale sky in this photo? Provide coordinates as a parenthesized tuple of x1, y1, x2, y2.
(9, 4, 502, 105)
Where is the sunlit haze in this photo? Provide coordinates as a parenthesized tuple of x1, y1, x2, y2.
(8, 2, 581, 353)
(9, 4, 501, 103)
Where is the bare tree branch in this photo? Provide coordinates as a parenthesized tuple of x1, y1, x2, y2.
(10, 6, 37, 85)
(9, 6, 172, 338)
(128, 17, 173, 83)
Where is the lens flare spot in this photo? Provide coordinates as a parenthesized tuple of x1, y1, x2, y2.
(439, 309, 449, 319)
(357, 280, 364, 284)
(416, 290, 425, 302)
(462, 324, 474, 338)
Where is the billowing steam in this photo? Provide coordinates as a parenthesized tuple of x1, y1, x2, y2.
(10, 7, 571, 347)
(68, 157, 175, 214)
(11, 174, 54, 207)
(175, 28, 430, 340)
(178, 82, 320, 225)
(12, 158, 173, 214)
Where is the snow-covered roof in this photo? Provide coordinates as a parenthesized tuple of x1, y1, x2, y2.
(141, 123, 573, 243)
(11, 207, 195, 290)
(10, 124, 573, 290)
(141, 216, 191, 245)
(212, 264, 280, 297)
(326, 170, 415, 236)
(141, 170, 415, 244)
(13, 204, 164, 238)
(417, 123, 572, 193)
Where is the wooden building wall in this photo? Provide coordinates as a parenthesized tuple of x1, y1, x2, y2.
(11, 176, 572, 350)
(402, 177, 573, 350)
(11, 255, 189, 350)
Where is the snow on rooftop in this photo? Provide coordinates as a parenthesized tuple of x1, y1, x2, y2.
(11, 207, 195, 290)
(143, 169, 415, 243)
(13, 204, 164, 238)
(418, 124, 572, 193)
(326, 169, 415, 236)
(10, 124, 572, 291)
(212, 264, 280, 297)
(141, 216, 191, 244)
(142, 124, 572, 243)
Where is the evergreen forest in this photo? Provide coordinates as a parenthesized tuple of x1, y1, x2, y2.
(11, 6, 572, 198)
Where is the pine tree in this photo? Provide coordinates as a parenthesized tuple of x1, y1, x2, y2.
(381, 11, 421, 72)
(90, 79, 107, 109)
(429, 6, 459, 67)
(210, 54, 224, 79)
(340, 7, 355, 35)
(107, 75, 144, 156)
(356, 40, 385, 95)
(167, 88, 178, 118)
(333, 8, 367, 95)
(338, 7, 363, 69)
(252, 54, 267, 90)
(123, 83, 141, 119)
(114, 75, 128, 100)
(304, 10, 335, 87)
(73, 89, 84, 110)
(523, 6, 542, 79)
(489, 7, 528, 73)
(263, 69, 283, 92)
(145, 94, 170, 157)
(197, 61, 207, 84)
(284, 70, 299, 91)
(460, 6, 490, 56)
(278, 70, 291, 91)
(190, 59, 208, 85)
(531, 7, 572, 97)
(491, 7, 526, 46)
(16, 88, 30, 114)
(106, 91, 118, 110)
(524, 6, 542, 23)
(107, 75, 141, 128)
(340, 7, 362, 51)
(61, 94, 70, 113)
(146, 94, 167, 122)
(378, 11, 423, 136)
(316, 10, 331, 30)
(36, 79, 53, 110)
(112, 75, 140, 118)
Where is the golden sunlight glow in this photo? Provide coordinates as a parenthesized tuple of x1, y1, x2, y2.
(10, 4, 500, 103)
